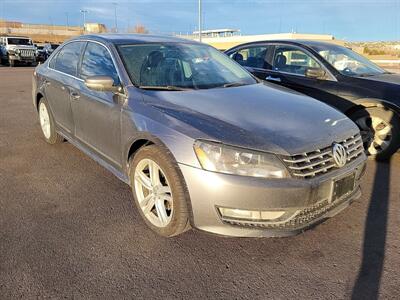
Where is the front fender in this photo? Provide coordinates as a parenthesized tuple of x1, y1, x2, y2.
(121, 109, 202, 175)
(347, 98, 400, 116)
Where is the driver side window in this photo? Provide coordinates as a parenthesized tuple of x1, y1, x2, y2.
(273, 45, 321, 76)
(80, 42, 119, 84)
(230, 46, 269, 69)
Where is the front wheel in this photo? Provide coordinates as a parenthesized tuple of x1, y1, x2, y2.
(129, 144, 191, 237)
(350, 107, 400, 161)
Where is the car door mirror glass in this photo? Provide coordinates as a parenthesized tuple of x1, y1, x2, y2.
(84, 76, 121, 93)
(305, 67, 326, 79)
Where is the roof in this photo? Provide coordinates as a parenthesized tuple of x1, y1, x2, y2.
(226, 39, 344, 51)
(73, 34, 199, 45)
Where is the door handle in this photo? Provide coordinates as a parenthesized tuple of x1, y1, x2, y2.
(70, 91, 80, 100)
(265, 76, 281, 83)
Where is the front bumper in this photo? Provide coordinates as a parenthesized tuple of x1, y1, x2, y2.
(179, 154, 366, 237)
(9, 55, 36, 62)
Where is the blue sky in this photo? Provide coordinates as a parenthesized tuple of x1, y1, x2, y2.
(1, 0, 400, 41)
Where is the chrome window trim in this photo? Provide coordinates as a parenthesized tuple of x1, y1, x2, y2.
(47, 39, 123, 86)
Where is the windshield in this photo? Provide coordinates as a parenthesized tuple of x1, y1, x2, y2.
(7, 38, 32, 46)
(310, 43, 386, 76)
(117, 43, 257, 89)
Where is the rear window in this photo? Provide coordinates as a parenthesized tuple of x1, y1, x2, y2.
(51, 41, 85, 76)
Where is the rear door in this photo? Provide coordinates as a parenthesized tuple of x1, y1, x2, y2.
(71, 41, 123, 168)
(45, 41, 85, 134)
(228, 44, 272, 79)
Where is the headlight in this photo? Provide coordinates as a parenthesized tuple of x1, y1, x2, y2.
(193, 140, 289, 179)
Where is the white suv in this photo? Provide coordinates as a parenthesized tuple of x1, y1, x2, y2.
(0, 36, 37, 67)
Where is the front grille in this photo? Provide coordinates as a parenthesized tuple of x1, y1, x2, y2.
(19, 49, 35, 57)
(282, 134, 364, 179)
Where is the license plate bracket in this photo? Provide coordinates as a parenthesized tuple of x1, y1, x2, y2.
(332, 173, 355, 202)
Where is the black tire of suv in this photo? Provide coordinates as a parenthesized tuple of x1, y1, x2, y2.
(38, 98, 64, 145)
(8, 59, 14, 67)
(129, 144, 191, 237)
(350, 107, 400, 161)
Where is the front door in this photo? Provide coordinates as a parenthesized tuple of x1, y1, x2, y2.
(71, 41, 123, 168)
(263, 44, 342, 109)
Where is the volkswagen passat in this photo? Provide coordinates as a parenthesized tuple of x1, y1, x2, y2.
(32, 35, 366, 237)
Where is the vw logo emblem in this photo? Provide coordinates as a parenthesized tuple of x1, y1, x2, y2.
(332, 143, 347, 168)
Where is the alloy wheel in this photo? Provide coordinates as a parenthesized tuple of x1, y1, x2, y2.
(134, 158, 173, 228)
(355, 115, 392, 155)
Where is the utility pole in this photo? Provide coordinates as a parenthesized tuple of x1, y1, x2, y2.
(65, 12, 69, 31)
(113, 2, 118, 33)
(198, 0, 202, 42)
(80, 9, 88, 33)
(1, 0, 8, 34)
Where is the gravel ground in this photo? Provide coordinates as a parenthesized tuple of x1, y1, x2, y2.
(0, 67, 399, 299)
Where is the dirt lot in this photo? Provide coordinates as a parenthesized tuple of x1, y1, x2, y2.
(0, 67, 399, 299)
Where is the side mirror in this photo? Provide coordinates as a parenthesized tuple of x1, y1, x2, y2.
(305, 67, 326, 79)
(84, 76, 122, 93)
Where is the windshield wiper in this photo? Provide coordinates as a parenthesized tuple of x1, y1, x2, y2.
(222, 82, 248, 88)
(137, 85, 192, 91)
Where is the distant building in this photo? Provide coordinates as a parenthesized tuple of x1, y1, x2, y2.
(192, 28, 240, 38)
(0, 19, 107, 43)
(84, 23, 107, 33)
(179, 30, 342, 50)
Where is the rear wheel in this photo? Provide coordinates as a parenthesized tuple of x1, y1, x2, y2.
(38, 98, 64, 144)
(350, 107, 400, 161)
(129, 144, 191, 237)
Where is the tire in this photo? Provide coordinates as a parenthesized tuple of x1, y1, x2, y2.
(129, 144, 191, 237)
(350, 107, 400, 161)
(38, 98, 64, 144)
(8, 59, 14, 67)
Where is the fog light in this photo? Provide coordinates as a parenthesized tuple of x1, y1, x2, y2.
(218, 207, 285, 221)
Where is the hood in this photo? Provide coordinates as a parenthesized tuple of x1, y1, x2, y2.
(140, 83, 359, 155)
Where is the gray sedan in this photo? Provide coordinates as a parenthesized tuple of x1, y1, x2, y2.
(32, 34, 366, 237)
